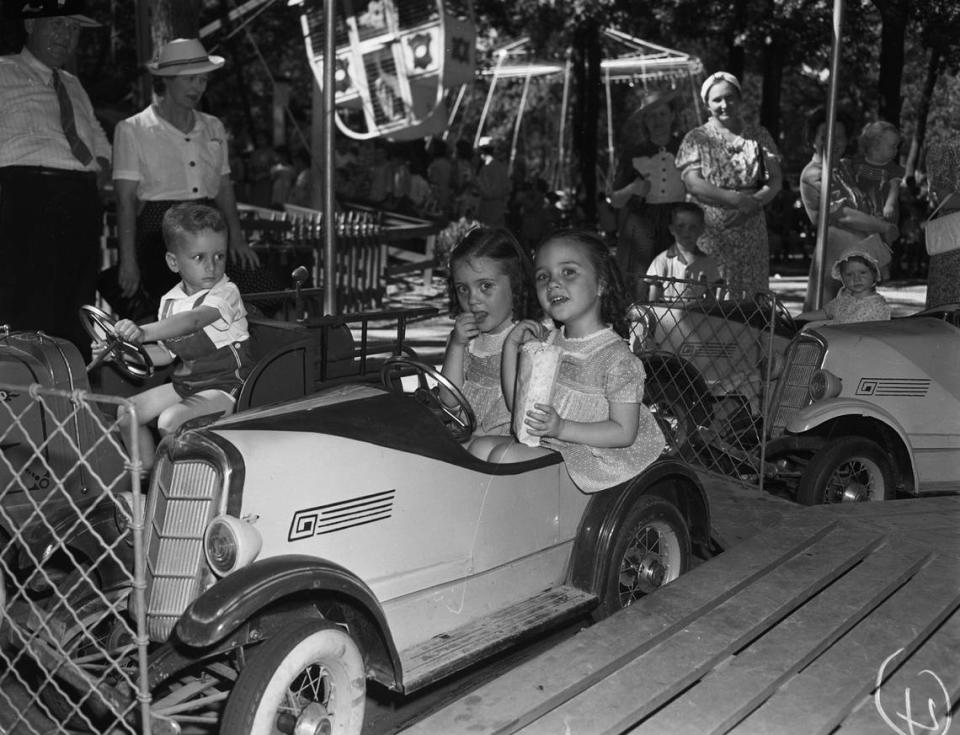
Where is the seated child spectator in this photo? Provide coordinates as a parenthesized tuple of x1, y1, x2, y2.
(846, 121, 904, 223)
(108, 203, 253, 472)
(645, 202, 724, 301)
(798, 247, 891, 324)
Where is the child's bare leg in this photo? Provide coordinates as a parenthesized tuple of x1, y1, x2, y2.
(157, 390, 235, 437)
(487, 440, 553, 464)
(466, 435, 510, 461)
(119, 384, 180, 473)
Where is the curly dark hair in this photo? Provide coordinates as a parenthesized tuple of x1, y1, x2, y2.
(447, 226, 536, 321)
(536, 229, 630, 338)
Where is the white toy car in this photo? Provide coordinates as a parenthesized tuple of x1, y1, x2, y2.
(101, 357, 710, 733)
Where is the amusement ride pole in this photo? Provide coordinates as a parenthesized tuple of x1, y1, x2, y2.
(322, 0, 337, 315)
(811, 0, 845, 310)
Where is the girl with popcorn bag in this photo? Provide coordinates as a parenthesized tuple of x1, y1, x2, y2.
(496, 229, 664, 491)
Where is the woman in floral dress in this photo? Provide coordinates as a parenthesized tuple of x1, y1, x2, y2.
(676, 72, 783, 295)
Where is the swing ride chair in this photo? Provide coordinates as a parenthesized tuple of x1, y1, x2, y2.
(298, 0, 477, 140)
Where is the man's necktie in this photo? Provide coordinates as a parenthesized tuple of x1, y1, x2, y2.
(51, 68, 93, 166)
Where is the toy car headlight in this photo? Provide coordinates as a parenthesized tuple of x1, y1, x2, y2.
(810, 369, 842, 401)
(204, 516, 262, 577)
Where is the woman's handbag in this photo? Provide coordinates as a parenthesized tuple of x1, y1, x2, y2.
(924, 193, 960, 256)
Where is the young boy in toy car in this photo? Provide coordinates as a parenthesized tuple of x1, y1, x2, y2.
(98, 203, 252, 472)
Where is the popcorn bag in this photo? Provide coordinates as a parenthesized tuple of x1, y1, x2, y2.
(513, 341, 563, 446)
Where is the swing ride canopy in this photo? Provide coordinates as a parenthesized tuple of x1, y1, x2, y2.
(474, 29, 705, 190)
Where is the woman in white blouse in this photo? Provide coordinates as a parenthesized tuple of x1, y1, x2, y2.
(113, 38, 257, 315)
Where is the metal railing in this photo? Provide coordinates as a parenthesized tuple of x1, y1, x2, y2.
(0, 383, 150, 734)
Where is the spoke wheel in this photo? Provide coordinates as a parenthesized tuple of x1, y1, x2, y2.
(798, 437, 896, 505)
(595, 496, 691, 620)
(220, 621, 365, 735)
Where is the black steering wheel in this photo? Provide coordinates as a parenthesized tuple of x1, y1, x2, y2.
(755, 291, 798, 336)
(79, 305, 154, 380)
(380, 355, 476, 443)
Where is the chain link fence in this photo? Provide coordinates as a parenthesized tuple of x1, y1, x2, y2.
(0, 382, 150, 734)
(630, 276, 798, 490)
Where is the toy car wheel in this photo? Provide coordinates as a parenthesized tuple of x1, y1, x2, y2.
(797, 437, 896, 505)
(595, 496, 691, 620)
(221, 621, 366, 735)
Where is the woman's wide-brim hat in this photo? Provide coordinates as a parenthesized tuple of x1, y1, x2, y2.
(831, 235, 891, 282)
(10, 0, 99, 27)
(147, 38, 225, 76)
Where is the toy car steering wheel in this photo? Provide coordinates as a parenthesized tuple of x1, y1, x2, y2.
(380, 355, 477, 443)
(755, 292, 798, 335)
(79, 305, 154, 380)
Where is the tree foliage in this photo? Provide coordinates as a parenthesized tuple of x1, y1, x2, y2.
(2, 0, 958, 209)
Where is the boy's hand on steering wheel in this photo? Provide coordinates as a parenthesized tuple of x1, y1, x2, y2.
(114, 318, 145, 345)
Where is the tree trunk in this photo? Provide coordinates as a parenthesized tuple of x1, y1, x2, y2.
(218, 0, 256, 141)
(906, 46, 942, 177)
(873, 0, 907, 125)
(572, 19, 600, 225)
(727, 0, 747, 80)
(759, 29, 785, 141)
(149, 0, 201, 49)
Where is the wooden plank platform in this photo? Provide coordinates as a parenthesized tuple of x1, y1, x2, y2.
(403, 496, 960, 735)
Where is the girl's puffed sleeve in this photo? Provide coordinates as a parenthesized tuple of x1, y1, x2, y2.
(605, 349, 646, 403)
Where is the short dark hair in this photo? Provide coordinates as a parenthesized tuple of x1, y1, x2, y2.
(804, 105, 854, 150)
(670, 201, 705, 224)
(161, 203, 226, 252)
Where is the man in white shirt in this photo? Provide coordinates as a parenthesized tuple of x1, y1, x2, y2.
(0, 0, 110, 360)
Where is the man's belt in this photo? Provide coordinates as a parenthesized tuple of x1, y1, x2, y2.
(0, 165, 96, 181)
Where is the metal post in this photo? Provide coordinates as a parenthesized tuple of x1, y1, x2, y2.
(554, 55, 572, 192)
(323, 0, 337, 315)
(509, 73, 532, 178)
(810, 0, 845, 311)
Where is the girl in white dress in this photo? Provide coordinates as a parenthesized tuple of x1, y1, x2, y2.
(500, 230, 665, 492)
(440, 227, 535, 443)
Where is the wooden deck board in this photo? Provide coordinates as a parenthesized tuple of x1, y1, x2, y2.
(517, 527, 887, 735)
(732, 553, 960, 735)
(629, 542, 934, 735)
(401, 516, 841, 735)
(833, 605, 960, 734)
(401, 497, 960, 735)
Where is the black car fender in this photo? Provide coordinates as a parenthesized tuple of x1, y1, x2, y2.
(17, 494, 132, 591)
(175, 554, 402, 685)
(567, 458, 710, 596)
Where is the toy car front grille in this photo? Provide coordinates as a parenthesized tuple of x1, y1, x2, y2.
(144, 459, 221, 641)
(768, 337, 825, 437)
